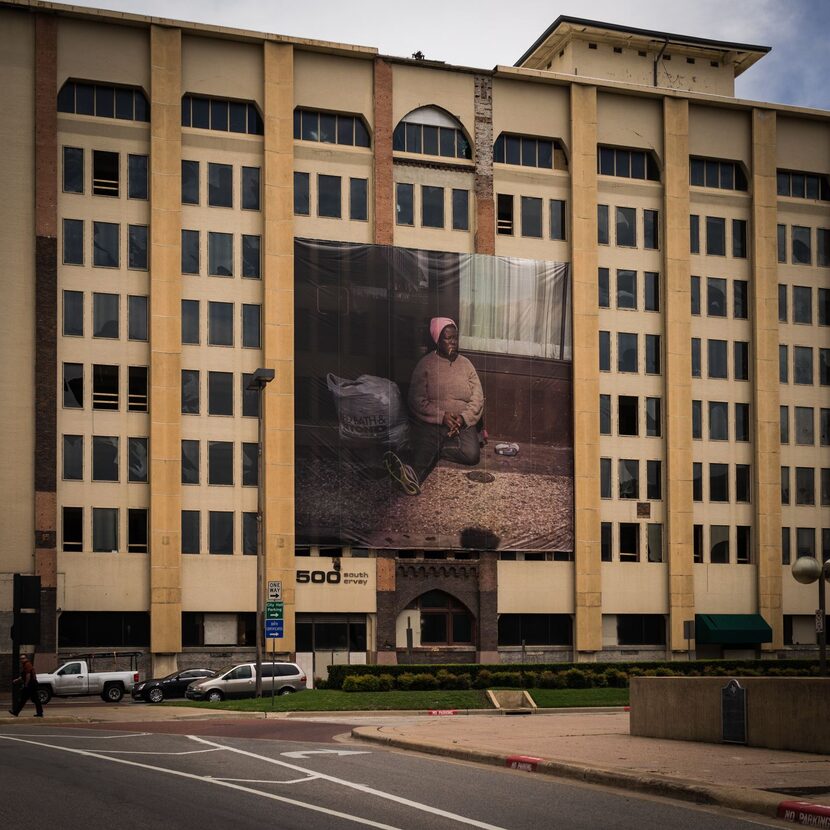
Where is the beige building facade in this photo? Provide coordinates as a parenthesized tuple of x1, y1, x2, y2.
(1, 5, 827, 678)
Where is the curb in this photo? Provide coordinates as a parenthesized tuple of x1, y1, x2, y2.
(351, 726, 818, 823)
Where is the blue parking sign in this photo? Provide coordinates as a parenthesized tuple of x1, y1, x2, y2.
(265, 619, 284, 639)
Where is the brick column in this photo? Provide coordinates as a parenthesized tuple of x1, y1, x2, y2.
(663, 97, 695, 653)
(473, 74, 494, 255)
(751, 108, 783, 650)
(149, 25, 182, 674)
(569, 84, 601, 654)
(478, 551, 498, 662)
(375, 551, 397, 665)
(34, 13, 58, 669)
(373, 58, 393, 246)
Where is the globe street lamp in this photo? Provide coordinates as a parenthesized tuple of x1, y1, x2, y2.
(247, 368, 275, 698)
(791, 556, 830, 677)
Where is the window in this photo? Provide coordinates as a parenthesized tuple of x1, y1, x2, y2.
(710, 525, 729, 564)
(795, 407, 814, 445)
(694, 525, 703, 564)
(778, 284, 789, 323)
(92, 364, 118, 410)
(128, 366, 148, 412)
(599, 394, 611, 435)
(92, 436, 119, 482)
(708, 401, 728, 440)
(63, 290, 83, 337)
(792, 226, 811, 264)
(735, 402, 750, 442)
(820, 289, 830, 326)
(707, 278, 727, 317)
(645, 335, 660, 375)
(777, 224, 787, 263)
(601, 523, 612, 562)
(128, 509, 148, 553)
(782, 527, 791, 566)
(62, 506, 83, 552)
(617, 614, 666, 645)
(796, 527, 815, 559)
(597, 205, 609, 244)
(781, 466, 790, 505)
(450, 189, 469, 231)
(208, 441, 233, 486)
(128, 437, 147, 483)
(732, 219, 747, 258)
(182, 229, 199, 274)
(822, 468, 830, 506)
(819, 229, 830, 268)
(208, 232, 233, 277)
(690, 157, 747, 191)
(182, 160, 199, 204)
(520, 196, 542, 238)
(182, 511, 200, 554)
(242, 442, 259, 487)
(616, 269, 636, 309)
(777, 169, 830, 200)
(647, 460, 661, 500)
(417, 591, 475, 645)
(710, 463, 729, 502)
(394, 109, 470, 159)
(182, 299, 199, 344)
(128, 225, 148, 270)
(619, 523, 639, 562)
(693, 462, 703, 502)
(644, 272, 659, 312)
(820, 348, 830, 386)
(92, 508, 119, 553)
(690, 276, 700, 315)
(794, 346, 813, 384)
(619, 459, 639, 500)
(736, 465, 751, 503)
(181, 369, 200, 414)
(294, 108, 370, 147)
(243, 512, 258, 555)
(780, 405, 790, 443)
(238, 234, 261, 280)
(780, 345, 789, 383)
(63, 146, 83, 193)
(59, 80, 149, 121)
(497, 194, 513, 235)
(618, 333, 638, 373)
(733, 280, 748, 319)
(182, 94, 262, 135)
(209, 512, 234, 555)
(92, 150, 119, 197)
(350, 178, 368, 221)
(644, 210, 659, 250)
(690, 215, 699, 254)
(795, 467, 815, 505)
(93, 221, 119, 268)
(708, 339, 727, 379)
(495, 133, 564, 169)
(550, 199, 566, 240)
(598, 268, 610, 308)
(396, 183, 414, 226)
(181, 440, 199, 484)
(318, 174, 341, 218)
(618, 395, 638, 436)
(63, 435, 83, 481)
(691, 338, 701, 377)
(242, 166, 261, 211)
(599, 331, 610, 371)
(63, 218, 84, 265)
(616, 207, 636, 247)
(64, 363, 83, 408)
(294, 172, 310, 215)
(793, 286, 812, 324)
(598, 146, 659, 180)
(647, 524, 663, 562)
(705, 216, 725, 256)
(734, 341, 749, 381)
(423, 186, 445, 229)
(242, 373, 260, 418)
(692, 400, 702, 439)
(600, 458, 611, 499)
(242, 304, 261, 349)
(646, 397, 661, 437)
(208, 302, 233, 346)
(128, 295, 148, 341)
(208, 371, 233, 416)
(823, 409, 830, 446)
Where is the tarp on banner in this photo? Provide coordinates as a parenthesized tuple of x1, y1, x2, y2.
(294, 239, 574, 552)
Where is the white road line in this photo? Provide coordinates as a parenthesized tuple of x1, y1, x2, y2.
(0, 735, 403, 830)
(91, 747, 222, 756)
(209, 776, 320, 784)
(0, 731, 149, 739)
(188, 735, 509, 830)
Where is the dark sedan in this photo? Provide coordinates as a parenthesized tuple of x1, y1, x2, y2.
(132, 669, 216, 703)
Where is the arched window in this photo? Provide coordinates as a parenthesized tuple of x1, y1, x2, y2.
(58, 80, 149, 122)
(293, 108, 370, 147)
(493, 132, 568, 171)
(410, 590, 475, 645)
(393, 106, 471, 160)
(182, 94, 263, 135)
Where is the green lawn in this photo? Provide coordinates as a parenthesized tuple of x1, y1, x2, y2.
(528, 687, 629, 708)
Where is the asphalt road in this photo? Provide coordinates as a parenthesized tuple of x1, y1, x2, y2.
(0, 721, 790, 830)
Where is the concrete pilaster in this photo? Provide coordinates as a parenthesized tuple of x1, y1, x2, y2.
(473, 74, 494, 255)
(373, 58, 393, 246)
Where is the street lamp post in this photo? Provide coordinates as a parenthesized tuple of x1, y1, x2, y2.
(247, 368, 275, 698)
(791, 556, 830, 677)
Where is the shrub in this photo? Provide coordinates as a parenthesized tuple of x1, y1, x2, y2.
(342, 674, 380, 692)
(590, 671, 608, 687)
(603, 668, 628, 688)
(539, 670, 566, 689)
(410, 673, 438, 691)
(654, 667, 675, 677)
(396, 672, 416, 690)
(314, 678, 329, 690)
(473, 669, 492, 689)
(562, 668, 589, 689)
(520, 671, 539, 688)
(490, 672, 523, 688)
(454, 672, 472, 690)
(436, 670, 458, 690)
(377, 674, 395, 692)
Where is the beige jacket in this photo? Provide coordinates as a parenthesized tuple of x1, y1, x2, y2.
(407, 351, 484, 427)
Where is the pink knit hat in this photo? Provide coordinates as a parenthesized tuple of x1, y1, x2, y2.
(429, 317, 456, 344)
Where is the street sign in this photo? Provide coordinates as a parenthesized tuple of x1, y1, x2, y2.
(817, 609, 825, 634)
(265, 619, 284, 639)
(268, 580, 282, 601)
(266, 601, 283, 620)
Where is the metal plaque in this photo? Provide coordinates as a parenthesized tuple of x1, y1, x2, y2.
(266, 601, 283, 620)
(265, 619, 284, 639)
(721, 679, 747, 744)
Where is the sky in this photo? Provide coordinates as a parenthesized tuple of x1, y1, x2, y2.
(69, 0, 830, 111)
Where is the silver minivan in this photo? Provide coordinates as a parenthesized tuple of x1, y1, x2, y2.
(185, 662, 307, 701)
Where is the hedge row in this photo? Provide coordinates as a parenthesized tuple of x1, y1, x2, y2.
(325, 659, 820, 690)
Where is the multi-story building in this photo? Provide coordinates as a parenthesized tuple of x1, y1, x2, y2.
(1, 3, 827, 679)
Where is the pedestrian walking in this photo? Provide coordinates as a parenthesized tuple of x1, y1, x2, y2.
(8, 654, 44, 717)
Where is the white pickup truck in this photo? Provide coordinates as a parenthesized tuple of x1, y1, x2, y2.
(36, 653, 141, 703)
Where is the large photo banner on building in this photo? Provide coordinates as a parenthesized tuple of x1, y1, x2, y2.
(295, 239, 573, 552)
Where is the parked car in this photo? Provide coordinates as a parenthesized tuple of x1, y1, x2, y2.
(37, 653, 141, 703)
(132, 668, 216, 703)
(185, 662, 307, 702)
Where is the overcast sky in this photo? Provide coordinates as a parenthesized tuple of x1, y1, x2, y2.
(71, 0, 830, 110)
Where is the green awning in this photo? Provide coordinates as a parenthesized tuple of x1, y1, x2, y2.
(695, 614, 773, 645)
